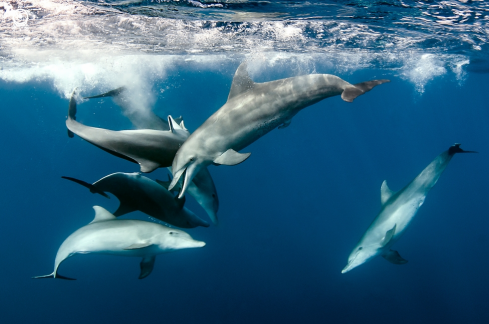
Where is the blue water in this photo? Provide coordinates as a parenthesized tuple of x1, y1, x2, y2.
(1, 1, 489, 323)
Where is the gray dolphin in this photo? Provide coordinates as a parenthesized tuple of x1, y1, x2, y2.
(84, 87, 220, 224)
(66, 90, 186, 172)
(169, 62, 390, 197)
(33, 206, 205, 280)
(62, 172, 209, 228)
(342, 144, 477, 274)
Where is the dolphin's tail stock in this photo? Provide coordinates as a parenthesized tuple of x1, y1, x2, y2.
(448, 143, 478, 155)
(67, 89, 77, 138)
(32, 272, 76, 280)
(61, 176, 110, 199)
(341, 79, 390, 103)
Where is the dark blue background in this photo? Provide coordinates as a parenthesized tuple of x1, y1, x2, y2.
(0, 64, 488, 323)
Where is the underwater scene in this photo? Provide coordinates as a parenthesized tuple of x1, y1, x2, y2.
(1, 1, 489, 323)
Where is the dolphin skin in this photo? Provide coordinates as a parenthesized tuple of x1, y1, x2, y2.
(33, 206, 205, 280)
(62, 172, 209, 228)
(342, 144, 477, 274)
(84, 87, 220, 224)
(169, 62, 390, 197)
(66, 90, 187, 173)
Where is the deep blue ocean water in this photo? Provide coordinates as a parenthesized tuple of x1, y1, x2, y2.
(1, 1, 489, 323)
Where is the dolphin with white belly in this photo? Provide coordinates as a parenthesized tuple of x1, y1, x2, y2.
(84, 87, 220, 224)
(62, 172, 209, 228)
(33, 206, 205, 280)
(169, 62, 390, 197)
(66, 90, 186, 172)
(342, 144, 477, 274)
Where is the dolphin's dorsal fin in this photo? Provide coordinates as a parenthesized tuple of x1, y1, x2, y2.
(213, 149, 251, 166)
(381, 224, 396, 247)
(139, 256, 156, 279)
(180, 120, 187, 131)
(167, 115, 184, 133)
(382, 249, 408, 265)
(90, 206, 116, 224)
(124, 242, 153, 250)
(381, 180, 395, 205)
(227, 62, 255, 101)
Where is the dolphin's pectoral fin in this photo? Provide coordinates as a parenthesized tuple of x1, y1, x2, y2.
(227, 62, 255, 101)
(341, 79, 390, 102)
(139, 256, 156, 279)
(90, 206, 117, 224)
(380, 180, 395, 205)
(114, 202, 137, 217)
(381, 224, 396, 247)
(124, 242, 153, 250)
(382, 250, 408, 265)
(138, 159, 161, 173)
(213, 149, 251, 166)
(68, 129, 74, 138)
(278, 119, 292, 129)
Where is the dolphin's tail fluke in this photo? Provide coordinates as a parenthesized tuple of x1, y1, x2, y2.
(84, 86, 126, 99)
(67, 89, 77, 138)
(32, 272, 76, 280)
(62, 176, 110, 199)
(448, 143, 478, 155)
(341, 79, 390, 102)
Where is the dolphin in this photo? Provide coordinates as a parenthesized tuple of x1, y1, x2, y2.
(66, 90, 187, 172)
(62, 172, 210, 228)
(342, 144, 477, 274)
(84, 87, 220, 224)
(169, 62, 390, 197)
(33, 206, 205, 280)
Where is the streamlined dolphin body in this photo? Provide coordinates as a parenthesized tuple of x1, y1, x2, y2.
(84, 87, 220, 224)
(169, 62, 390, 197)
(342, 144, 477, 274)
(33, 206, 205, 280)
(66, 90, 186, 172)
(62, 172, 209, 228)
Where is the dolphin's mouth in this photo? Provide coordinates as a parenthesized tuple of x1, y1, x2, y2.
(341, 253, 359, 274)
(169, 167, 187, 192)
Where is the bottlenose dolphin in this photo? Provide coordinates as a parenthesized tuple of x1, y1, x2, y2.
(169, 62, 390, 197)
(33, 206, 205, 280)
(66, 90, 186, 172)
(84, 87, 220, 224)
(62, 172, 209, 228)
(342, 144, 477, 274)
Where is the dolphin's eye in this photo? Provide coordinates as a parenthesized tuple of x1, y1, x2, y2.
(169, 232, 174, 235)
(358, 247, 363, 250)
(189, 157, 195, 162)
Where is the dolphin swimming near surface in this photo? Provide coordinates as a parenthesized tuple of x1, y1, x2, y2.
(342, 144, 477, 274)
(66, 90, 187, 172)
(33, 206, 205, 280)
(62, 172, 209, 228)
(169, 62, 390, 198)
(84, 87, 220, 224)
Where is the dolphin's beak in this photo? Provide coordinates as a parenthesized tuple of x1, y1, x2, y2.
(341, 253, 359, 274)
(178, 162, 201, 199)
(169, 167, 186, 191)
